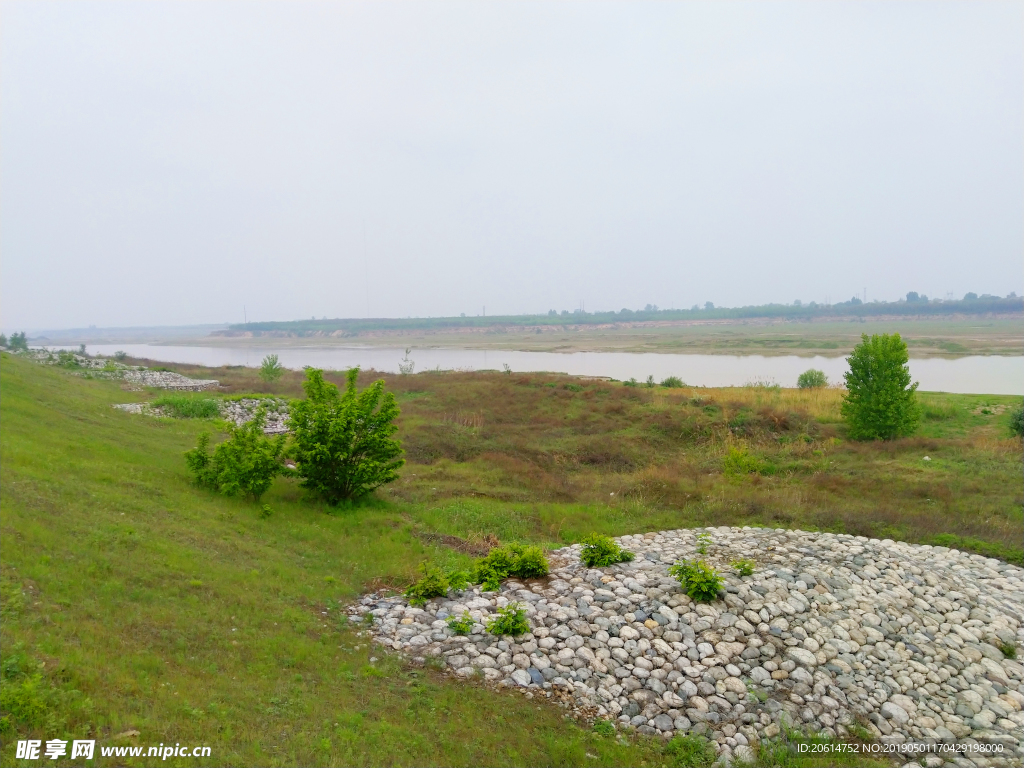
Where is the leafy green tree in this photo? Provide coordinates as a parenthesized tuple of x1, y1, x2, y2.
(288, 368, 404, 503)
(0, 333, 7, 348)
(259, 354, 284, 383)
(796, 368, 828, 389)
(841, 333, 920, 440)
(184, 408, 286, 502)
(7, 332, 28, 351)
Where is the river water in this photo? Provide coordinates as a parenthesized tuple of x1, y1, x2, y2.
(63, 344, 1023, 395)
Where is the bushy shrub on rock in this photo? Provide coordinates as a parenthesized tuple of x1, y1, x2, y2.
(668, 559, 723, 603)
(579, 534, 634, 567)
(486, 602, 529, 636)
(474, 543, 548, 591)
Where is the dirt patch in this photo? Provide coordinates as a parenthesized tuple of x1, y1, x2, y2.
(415, 531, 499, 557)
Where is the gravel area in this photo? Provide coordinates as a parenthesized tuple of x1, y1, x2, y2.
(352, 527, 1024, 766)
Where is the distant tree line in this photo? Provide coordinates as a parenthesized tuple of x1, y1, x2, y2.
(226, 293, 1022, 336)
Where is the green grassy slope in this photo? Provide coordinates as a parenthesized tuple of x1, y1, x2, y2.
(0, 355, 665, 767)
(4, 353, 1016, 766)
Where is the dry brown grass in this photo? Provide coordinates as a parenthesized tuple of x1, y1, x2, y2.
(127, 357, 1023, 563)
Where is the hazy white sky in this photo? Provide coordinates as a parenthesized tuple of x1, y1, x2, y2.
(2, 1, 1021, 330)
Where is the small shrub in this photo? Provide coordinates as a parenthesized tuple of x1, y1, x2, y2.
(56, 350, 80, 368)
(473, 543, 549, 591)
(999, 641, 1017, 660)
(1010, 402, 1024, 438)
(404, 563, 450, 606)
(660, 376, 685, 388)
(797, 368, 828, 389)
(259, 354, 284, 383)
(259, 504, 273, 519)
(446, 570, 470, 591)
(579, 534, 634, 567)
(154, 395, 221, 419)
(722, 446, 774, 476)
(183, 408, 286, 502)
(446, 612, 474, 635)
(731, 558, 755, 577)
(695, 532, 712, 555)
(592, 719, 616, 737)
(564, 383, 584, 392)
(624, 378, 638, 387)
(668, 559, 723, 603)
(113, 350, 127, 361)
(664, 733, 716, 767)
(486, 603, 529, 636)
(645, 375, 656, 388)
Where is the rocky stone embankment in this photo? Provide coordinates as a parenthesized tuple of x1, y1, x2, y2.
(120, 370, 219, 390)
(220, 398, 289, 434)
(351, 528, 1024, 767)
(22, 349, 220, 390)
(114, 397, 289, 434)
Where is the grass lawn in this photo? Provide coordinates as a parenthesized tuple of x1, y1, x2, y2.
(4, 353, 1019, 766)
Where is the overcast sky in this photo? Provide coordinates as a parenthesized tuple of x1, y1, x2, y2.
(2, 1, 1021, 330)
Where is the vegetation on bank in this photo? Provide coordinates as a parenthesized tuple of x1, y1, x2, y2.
(225, 294, 1023, 336)
(1, 352, 1019, 766)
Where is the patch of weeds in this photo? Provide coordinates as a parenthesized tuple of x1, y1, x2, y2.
(404, 563, 470, 606)
(722, 446, 775, 477)
(579, 534, 634, 567)
(661, 376, 685, 388)
(0, 645, 91, 738)
(260, 504, 273, 519)
(486, 603, 529, 636)
(446, 612, 474, 635)
(998, 641, 1017, 660)
(663, 733, 716, 767)
(404, 563, 451, 606)
(695, 532, 712, 556)
(592, 719, 616, 737)
(564, 383, 584, 392)
(473, 544, 549, 591)
(154, 394, 221, 419)
(56, 350, 81, 368)
(668, 559, 722, 603)
(731, 558, 755, 577)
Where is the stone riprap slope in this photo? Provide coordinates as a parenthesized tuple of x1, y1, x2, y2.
(113, 397, 289, 434)
(120, 370, 219, 390)
(21, 349, 220, 390)
(354, 528, 1024, 766)
(220, 398, 289, 434)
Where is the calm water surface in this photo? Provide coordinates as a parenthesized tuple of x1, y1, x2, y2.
(70, 344, 1023, 395)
